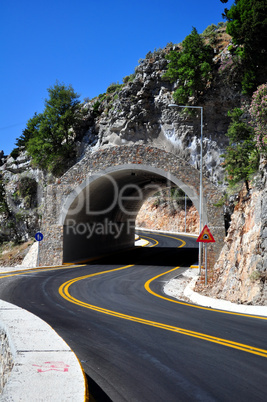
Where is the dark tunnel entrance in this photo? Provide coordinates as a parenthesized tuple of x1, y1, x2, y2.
(60, 165, 202, 263)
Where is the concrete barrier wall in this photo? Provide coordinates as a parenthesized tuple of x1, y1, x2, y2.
(0, 299, 87, 401)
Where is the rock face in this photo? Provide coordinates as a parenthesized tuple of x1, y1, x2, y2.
(79, 31, 240, 186)
(196, 161, 267, 305)
(136, 197, 199, 234)
(0, 152, 43, 242)
(0, 150, 7, 167)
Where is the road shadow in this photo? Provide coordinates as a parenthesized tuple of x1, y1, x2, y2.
(85, 374, 112, 402)
(88, 246, 199, 268)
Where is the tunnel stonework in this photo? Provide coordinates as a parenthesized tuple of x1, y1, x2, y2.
(40, 145, 224, 267)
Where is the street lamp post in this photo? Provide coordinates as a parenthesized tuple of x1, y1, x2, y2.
(184, 193, 187, 233)
(168, 104, 203, 275)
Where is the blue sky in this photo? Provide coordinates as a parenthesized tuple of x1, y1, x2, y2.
(0, 0, 234, 155)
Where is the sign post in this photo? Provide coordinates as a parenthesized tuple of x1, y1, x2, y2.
(196, 224, 215, 285)
(35, 232, 44, 267)
(204, 243, 208, 285)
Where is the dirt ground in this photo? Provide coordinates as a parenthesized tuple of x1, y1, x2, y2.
(0, 240, 34, 267)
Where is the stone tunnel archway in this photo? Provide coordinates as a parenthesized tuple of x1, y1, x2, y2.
(40, 145, 225, 266)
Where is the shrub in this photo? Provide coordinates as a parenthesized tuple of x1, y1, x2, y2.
(106, 82, 124, 94)
(0, 177, 9, 215)
(222, 108, 259, 192)
(202, 24, 217, 37)
(249, 83, 267, 155)
(17, 177, 37, 203)
(123, 74, 135, 84)
(10, 148, 20, 159)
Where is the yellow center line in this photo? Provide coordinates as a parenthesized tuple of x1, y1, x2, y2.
(144, 265, 267, 321)
(58, 265, 267, 359)
(143, 233, 267, 321)
(154, 233, 186, 248)
(0, 264, 85, 279)
(140, 232, 186, 248)
(138, 235, 159, 247)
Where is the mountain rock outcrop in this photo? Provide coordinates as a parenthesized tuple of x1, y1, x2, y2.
(0, 153, 43, 242)
(136, 197, 199, 234)
(79, 30, 239, 186)
(195, 160, 267, 305)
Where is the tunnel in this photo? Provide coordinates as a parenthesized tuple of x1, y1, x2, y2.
(60, 165, 202, 263)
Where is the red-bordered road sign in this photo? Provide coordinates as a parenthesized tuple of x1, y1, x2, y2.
(197, 225, 215, 243)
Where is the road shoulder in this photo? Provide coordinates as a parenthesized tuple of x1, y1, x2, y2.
(164, 267, 267, 318)
(0, 297, 87, 401)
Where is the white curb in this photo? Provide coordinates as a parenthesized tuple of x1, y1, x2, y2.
(0, 299, 87, 401)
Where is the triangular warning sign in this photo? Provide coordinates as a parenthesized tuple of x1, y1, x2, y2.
(197, 224, 215, 243)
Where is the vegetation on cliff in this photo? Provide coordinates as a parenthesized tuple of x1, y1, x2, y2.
(220, 0, 267, 94)
(222, 83, 267, 191)
(163, 27, 214, 104)
(249, 84, 267, 154)
(0, 178, 9, 216)
(12, 82, 86, 175)
(222, 108, 259, 192)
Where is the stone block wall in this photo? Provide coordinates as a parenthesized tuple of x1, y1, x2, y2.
(40, 145, 225, 267)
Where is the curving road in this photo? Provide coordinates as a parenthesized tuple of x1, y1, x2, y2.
(1, 231, 267, 401)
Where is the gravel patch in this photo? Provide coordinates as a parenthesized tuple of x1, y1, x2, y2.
(164, 268, 198, 302)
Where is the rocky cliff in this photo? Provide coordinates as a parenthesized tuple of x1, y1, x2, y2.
(195, 160, 267, 305)
(136, 196, 199, 234)
(0, 152, 45, 242)
(78, 28, 239, 186)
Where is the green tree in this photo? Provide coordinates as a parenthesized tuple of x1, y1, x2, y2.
(11, 112, 42, 158)
(15, 112, 42, 149)
(202, 24, 217, 36)
(221, 0, 267, 94)
(22, 82, 84, 175)
(164, 27, 214, 104)
(222, 108, 259, 192)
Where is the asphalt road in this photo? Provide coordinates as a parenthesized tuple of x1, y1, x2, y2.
(1, 231, 267, 401)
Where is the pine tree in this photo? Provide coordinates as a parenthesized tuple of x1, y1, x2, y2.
(222, 108, 259, 192)
(21, 82, 85, 175)
(164, 28, 214, 104)
(221, 0, 267, 93)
